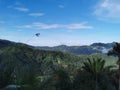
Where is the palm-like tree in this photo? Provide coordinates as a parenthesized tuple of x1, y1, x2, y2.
(108, 42, 120, 90)
(82, 58, 114, 90)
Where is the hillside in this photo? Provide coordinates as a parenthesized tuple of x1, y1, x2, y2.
(0, 39, 83, 75)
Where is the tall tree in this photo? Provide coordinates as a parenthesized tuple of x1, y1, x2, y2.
(82, 58, 114, 90)
(108, 42, 120, 90)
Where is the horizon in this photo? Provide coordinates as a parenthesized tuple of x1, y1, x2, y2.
(0, 0, 120, 46)
(0, 38, 116, 47)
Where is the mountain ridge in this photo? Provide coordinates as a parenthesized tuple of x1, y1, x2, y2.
(0, 39, 115, 55)
(36, 42, 115, 55)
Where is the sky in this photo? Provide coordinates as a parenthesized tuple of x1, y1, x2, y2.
(0, 0, 120, 46)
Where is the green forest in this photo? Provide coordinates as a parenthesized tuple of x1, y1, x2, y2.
(0, 39, 120, 90)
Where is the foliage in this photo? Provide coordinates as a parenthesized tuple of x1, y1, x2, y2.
(73, 58, 115, 90)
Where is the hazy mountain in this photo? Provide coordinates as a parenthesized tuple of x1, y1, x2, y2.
(0, 39, 113, 55)
(37, 42, 115, 55)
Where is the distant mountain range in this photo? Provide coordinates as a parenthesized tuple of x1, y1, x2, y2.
(0, 39, 115, 55)
(36, 42, 115, 55)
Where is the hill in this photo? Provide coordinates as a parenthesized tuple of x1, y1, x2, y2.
(0, 39, 83, 75)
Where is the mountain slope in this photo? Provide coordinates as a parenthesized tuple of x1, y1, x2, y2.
(0, 39, 82, 75)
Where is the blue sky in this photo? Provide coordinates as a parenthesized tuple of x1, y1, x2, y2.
(0, 0, 120, 46)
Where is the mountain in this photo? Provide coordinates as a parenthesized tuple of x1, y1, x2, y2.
(0, 39, 15, 48)
(1, 39, 114, 55)
(91, 42, 114, 48)
(37, 42, 115, 55)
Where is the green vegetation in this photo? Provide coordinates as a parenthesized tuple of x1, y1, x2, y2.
(0, 40, 119, 90)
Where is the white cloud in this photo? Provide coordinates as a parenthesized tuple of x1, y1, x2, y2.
(28, 39, 86, 46)
(28, 39, 62, 46)
(33, 22, 93, 29)
(33, 22, 60, 29)
(15, 25, 32, 28)
(0, 28, 6, 31)
(7, 2, 29, 12)
(0, 21, 5, 24)
(14, 1, 22, 6)
(15, 22, 93, 30)
(14, 7, 29, 12)
(29, 13, 44, 17)
(65, 23, 93, 29)
(94, 0, 120, 22)
(67, 30, 73, 32)
(58, 5, 64, 8)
